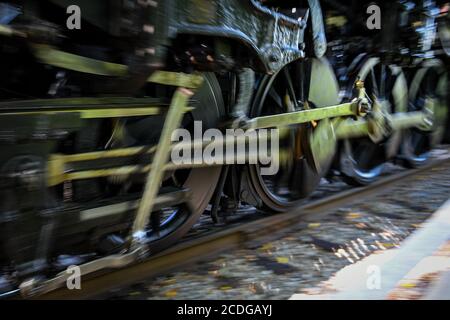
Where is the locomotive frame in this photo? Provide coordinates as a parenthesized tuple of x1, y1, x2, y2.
(0, 0, 449, 297)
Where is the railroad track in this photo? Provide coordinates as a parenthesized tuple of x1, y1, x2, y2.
(32, 151, 450, 300)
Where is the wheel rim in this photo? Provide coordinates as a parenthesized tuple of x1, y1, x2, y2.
(341, 57, 408, 184)
(249, 58, 340, 211)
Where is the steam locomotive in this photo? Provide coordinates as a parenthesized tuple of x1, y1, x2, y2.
(0, 0, 449, 297)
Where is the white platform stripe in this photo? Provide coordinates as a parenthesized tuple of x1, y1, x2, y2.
(290, 199, 450, 300)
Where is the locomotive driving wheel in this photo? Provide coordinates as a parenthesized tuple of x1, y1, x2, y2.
(340, 57, 408, 185)
(248, 58, 340, 212)
(401, 59, 448, 167)
(126, 73, 224, 253)
(66, 73, 225, 255)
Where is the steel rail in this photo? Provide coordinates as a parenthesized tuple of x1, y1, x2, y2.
(28, 156, 450, 300)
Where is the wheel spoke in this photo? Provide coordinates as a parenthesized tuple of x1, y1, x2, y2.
(283, 68, 298, 109)
(380, 64, 387, 98)
(272, 168, 288, 193)
(299, 61, 311, 103)
(411, 129, 431, 155)
(370, 69, 380, 98)
(268, 87, 284, 110)
(384, 71, 392, 97)
(354, 141, 382, 170)
(150, 210, 162, 236)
